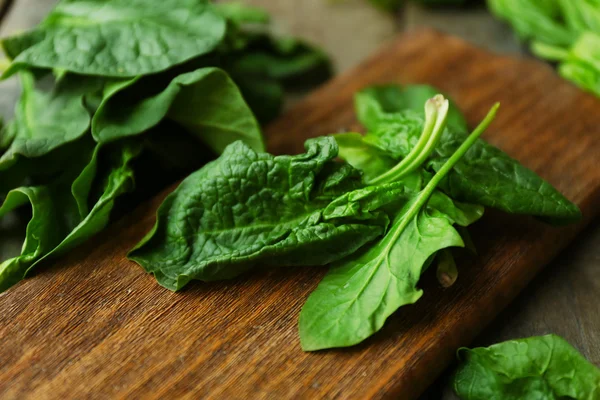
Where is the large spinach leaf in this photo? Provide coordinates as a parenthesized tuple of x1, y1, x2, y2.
(351, 85, 581, 223)
(0, 139, 138, 291)
(453, 335, 600, 400)
(299, 104, 495, 350)
(92, 67, 264, 153)
(1, 0, 226, 78)
(129, 137, 399, 291)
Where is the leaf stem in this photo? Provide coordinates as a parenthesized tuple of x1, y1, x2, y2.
(386, 102, 500, 243)
(367, 95, 449, 185)
(0, 59, 10, 74)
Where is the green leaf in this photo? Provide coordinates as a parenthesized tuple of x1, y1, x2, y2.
(0, 72, 92, 171)
(0, 137, 96, 291)
(299, 195, 466, 350)
(213, 2, 270, 25)
(453, 335, 600, 400)
(92, 67, 265, 153)
(558, 32, 600, 97)
(334, 132, 396, 181)
(1, 0, 226, 78)
(355, 85, 468, 132)
(487, 0, 577, 47)
(299, 102, 498, 351)
(355, 85, 581, 223)
(129, 137, 397, 291)
(42, 142, 139, 259)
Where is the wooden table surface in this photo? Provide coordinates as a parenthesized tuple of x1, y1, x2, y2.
(0, 1, 598, 399)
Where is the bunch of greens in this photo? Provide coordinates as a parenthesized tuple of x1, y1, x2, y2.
(489, 0, 600, 97)
(0, 0, 330, 292)
(453, 335, 600, 399)
(129, 84, 580, 350)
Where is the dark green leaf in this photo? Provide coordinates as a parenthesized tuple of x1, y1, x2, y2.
(453, 335, 600, 400)
(129, 137, 396, 291)
(92, 67, 265, 153)
(0, 72, 92, 171)
(355, 85, 468, 132)
(355, 85, 581, 222)
(1, 0, 226, 78)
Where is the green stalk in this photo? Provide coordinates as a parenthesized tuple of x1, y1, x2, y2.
(0, 59, 10, 74)
(387, 102, 500, 240)
(367, 95, 449, 185)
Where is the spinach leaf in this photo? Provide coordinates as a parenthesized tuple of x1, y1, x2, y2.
(334, 132, 396, 181)
(0, 137, 95, 290)
(92, 67, 264, 153)
(453, 335, 600, 400)
(129, 137, 401, 291)
(0, 72, 91, 171)
(0, 139, 138, 291)
(1, 0, 226, 78)
(298, 103, 497, 351)
(355, 84, 468, 132)
(353, 85, 581, 223)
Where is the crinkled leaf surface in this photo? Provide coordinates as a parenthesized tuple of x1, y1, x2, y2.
(453, 334, 600, 400)
(92, 67, 264, 153)
(1, 0, 226, 78)
(129, 137, 396, 291)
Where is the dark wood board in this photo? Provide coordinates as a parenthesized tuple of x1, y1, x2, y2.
(1, 29, 600, 399)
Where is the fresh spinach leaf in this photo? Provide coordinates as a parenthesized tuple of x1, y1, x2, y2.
(92, 68, 264, 153)
(0, 72, 92, 171)
(298, 102, 497, 350)
(1, 0, 227, 78)
(355, 84, 468, 132)
(353, 85, 581, 223)
(0, 137, 96, 290)
(0, 138, 138, 291)
(128, 137, 401, 291)
(453, 334, 600, 400)
(334, 132, 396, 181)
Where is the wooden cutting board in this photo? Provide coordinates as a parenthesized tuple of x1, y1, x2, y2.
(1, 29, 600, 399)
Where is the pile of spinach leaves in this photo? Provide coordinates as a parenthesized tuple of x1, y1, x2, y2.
(489, 0, 600, 97)
(129, 84, 580, 350)
(453, 335, 600, 399)
(0, 0, 330, 292)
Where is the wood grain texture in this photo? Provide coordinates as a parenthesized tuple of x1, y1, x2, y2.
(1, 30, 600, 400)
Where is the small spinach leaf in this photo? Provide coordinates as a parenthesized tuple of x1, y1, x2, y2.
(453, 335, 600, 400)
